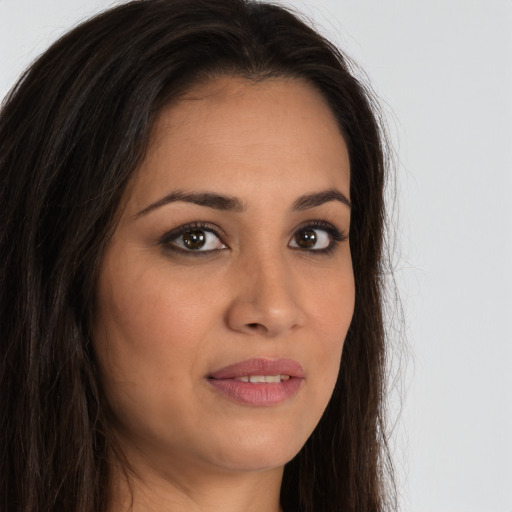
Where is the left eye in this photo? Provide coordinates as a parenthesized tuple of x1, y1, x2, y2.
(289, 227, 332, 250)
(167, 228, 226, 252)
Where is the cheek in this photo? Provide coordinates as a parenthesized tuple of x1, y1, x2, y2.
(96, 258, 212, 350)
(92, 261, 213, 437)
(308, 257, 355, 338)
(92, 262, 199, 404)
(302, 265, 355, 396)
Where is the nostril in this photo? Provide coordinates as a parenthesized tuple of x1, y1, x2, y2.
(245, 322, 271, 334)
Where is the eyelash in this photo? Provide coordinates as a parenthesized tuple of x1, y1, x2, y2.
(158, 220, 347, 256)
(292, 220, 348, 255)
(159, 221, 225, 257)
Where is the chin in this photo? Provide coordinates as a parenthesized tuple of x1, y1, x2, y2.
(200, 424, 307, 473)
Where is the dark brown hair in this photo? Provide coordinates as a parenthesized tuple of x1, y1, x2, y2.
(0, 1, 395, 510)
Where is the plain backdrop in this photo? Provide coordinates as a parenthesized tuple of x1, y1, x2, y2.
(1, 1, 511, 511)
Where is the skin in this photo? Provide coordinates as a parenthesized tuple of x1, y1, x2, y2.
(93, 76, 355, 512)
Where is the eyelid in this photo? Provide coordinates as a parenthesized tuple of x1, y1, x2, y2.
(293, 219, 347, 237)
(289, 219, 348, 253)
(158, 221, 228, 253)
(157, 219, 347, 256)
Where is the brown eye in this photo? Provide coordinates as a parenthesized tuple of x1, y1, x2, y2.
(289, 225, 336, 252)
(294, 228, 317, 249)
(183, 230, 206, 250)
(164, 225, 227, 253)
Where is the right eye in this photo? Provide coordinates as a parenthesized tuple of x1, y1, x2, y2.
(161, 223, 227, 253)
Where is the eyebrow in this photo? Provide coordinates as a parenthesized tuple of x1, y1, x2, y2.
(135, 187, 350, 217)
(135, 191, 246, 217)
(291, 188, 351, 211)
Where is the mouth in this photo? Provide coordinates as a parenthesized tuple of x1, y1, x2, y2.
(231, 374, 291, 383)
(208, 358, 304, 406)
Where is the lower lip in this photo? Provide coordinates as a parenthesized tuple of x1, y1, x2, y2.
(208, 378, 303, 406)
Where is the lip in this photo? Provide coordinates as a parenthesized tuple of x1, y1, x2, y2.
(209, 358, 305, 380)
(208, 358, 305, 406)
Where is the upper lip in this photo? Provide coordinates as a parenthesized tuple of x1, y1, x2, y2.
(209, 358, 305, 379)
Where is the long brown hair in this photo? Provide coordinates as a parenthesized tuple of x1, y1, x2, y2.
(0, 1, 395, 510)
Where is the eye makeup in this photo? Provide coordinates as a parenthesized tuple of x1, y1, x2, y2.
(158, 221, 228, 257)
(290, 220, 348, 256)
(157, 218, 348, 258)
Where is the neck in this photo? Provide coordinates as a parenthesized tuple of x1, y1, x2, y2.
(106, 451, 284, 512)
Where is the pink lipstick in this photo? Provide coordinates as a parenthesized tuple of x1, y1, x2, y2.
(208, 358, 304, 406)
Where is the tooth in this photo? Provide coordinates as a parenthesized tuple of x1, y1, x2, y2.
(242, 375, 290, 383)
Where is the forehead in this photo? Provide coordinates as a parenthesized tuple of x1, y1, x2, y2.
(126, 76, 350, 214)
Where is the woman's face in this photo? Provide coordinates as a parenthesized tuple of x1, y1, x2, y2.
(93, 77, 354, 479)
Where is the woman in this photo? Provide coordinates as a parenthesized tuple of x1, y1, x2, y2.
(0, 1, 395, 511)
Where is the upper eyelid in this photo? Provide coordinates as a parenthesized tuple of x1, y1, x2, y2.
(159, 222, 226, 244)
(158, 224, 228, 256)
(290, 219, 346, 236)
(159, 219, 347, 250)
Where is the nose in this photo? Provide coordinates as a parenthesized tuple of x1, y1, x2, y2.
(225, 251, 305, 337)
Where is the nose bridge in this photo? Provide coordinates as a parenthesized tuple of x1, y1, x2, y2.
(226, 243, 304, 336)
(253, 245, 293, 303)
